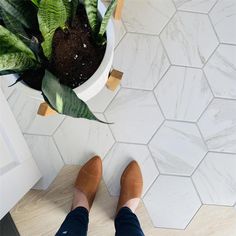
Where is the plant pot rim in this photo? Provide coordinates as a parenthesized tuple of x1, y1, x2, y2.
(12, 1, 115, 102)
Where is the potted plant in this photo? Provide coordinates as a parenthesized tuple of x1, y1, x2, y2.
(0, 0, 117, 122)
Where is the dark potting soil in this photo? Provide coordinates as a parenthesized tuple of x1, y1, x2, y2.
(21, 4, 106, 90)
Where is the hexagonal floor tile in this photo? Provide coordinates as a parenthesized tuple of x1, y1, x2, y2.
(143, 175, 201, 229)
(113, 33, 170, 90)
(53, 114, 115, 164)
(160, 11, 218, 68)
(122, 0, 175, 35)
(198, 99, 236, 153)
(204, 45, 236, 99)
(104, 88, 164, 144)
(173, 0, 217, 13)
(192, 152, 236, 206)
(0, 74, 16, 99)
(24, 134, 64, 190)
(149, 121, 207, 176)
(210, 0, 236, 44)
(155, 66, 213, 122)
(113, 20, 126, 48)
(7, 90, 64, 135)
(87, 85, 120, 113)
(103, 143, 159, 196)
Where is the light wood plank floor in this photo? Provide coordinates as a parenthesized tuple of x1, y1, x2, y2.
(11, 165, 236, 236)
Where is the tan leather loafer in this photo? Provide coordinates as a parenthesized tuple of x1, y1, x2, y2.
(74, 155, 102, 210)
(116, 160, 143, 214)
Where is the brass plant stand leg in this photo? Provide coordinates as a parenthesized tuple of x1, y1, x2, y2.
(114, 0, 124, 20)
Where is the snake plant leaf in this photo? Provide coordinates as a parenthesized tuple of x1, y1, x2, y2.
(71, 0, 79, 20)
(42, 70, 107, 123)
(84, 0, 99, 34)
(62, 0, 78, 22)
(0, 8, 27, 39)
(0, 0, 37, 29)
(98, 0, 117, 44)
(0, 25, 37, 61)
(38, 0, 67, 59)
(0, 52, 38, 73)
(31, 0, 40, 8)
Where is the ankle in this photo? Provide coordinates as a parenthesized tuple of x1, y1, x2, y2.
(122, 198, 140, 213)
(72, 188, 89, 211)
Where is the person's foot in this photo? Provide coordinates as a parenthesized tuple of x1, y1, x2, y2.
(116, 161, 143, 214)
(72, 155, 102, 211)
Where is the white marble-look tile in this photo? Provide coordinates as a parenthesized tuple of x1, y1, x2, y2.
(160, 11, 219, 68)
(0, 74, 16, 99)
(210, 0, 236, 44)
(204, 45, 236, 99)
(193, 152, 236, 206)
(104, 88, 164, 144)
(155, 66, 213, 122)
(143, 175, 201, 229)
(173, 0, 217, 13)
(113, 20, 126, 48)
(24, 134, 64, 190)
(113, 33, 170, 90)
(149, 121, 207, 176)
(87, 85, 120, 113)
(103, 143, 159, 197)
(7, 90, 64, 135)
(198, 99, 236, 153)
(53, 114, 115, 165)
(122, 0, 175, 35)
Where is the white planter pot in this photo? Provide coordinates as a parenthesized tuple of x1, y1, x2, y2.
(5, 1, 115, 102)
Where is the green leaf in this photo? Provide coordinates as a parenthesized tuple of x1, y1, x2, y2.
(38, 0, 67, 59)
(0, 52, 38, 72)
(0, 25, 36, 61)
(31, 0, 40, 7)
(42, 70, 107, 122)
(0, 8, 27, 38)
(98, 0, 117, 41)
(0, 0, 37, 29)
(84, 0, 99, 34)
(71, 0, 79, 20)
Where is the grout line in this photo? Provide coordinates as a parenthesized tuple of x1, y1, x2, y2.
(178, 9, 209, 16)
(190, 151, 208, 178)
(182, 203, 203, 230)
(208, 150, 236, 156)
(207, 13, 221, 43)
(202, 69, 215, 99)
(196, 98, 214, 123)
(103, 114, 117, 143)
(52, 135, 67, 165)
(165, 118, 196, 124)
(146, 119, 165, 146)
(220, 42, 236, 47)
(213, 96, 236, 102)
(23, 132, 52, 137)
(52, 135, 66, 165)
(152, 59, 171, 92)
(51, 116, 66, 136)
(147, 146, 161, 174)
(190, 174, 204, 205)
(208, 0, 219, 14)
(152, 90, 166, 120)
(142, 175, 160, 199)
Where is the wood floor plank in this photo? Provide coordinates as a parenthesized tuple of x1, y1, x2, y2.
(11, 165, 236, 236)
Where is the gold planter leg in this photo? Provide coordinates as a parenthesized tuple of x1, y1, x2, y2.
(37, 102, 57, 116)
(106, 69, 123, 91)
(114, 0, 124, 20)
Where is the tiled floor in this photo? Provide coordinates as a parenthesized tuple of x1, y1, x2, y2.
(2, 0, 236, 232)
